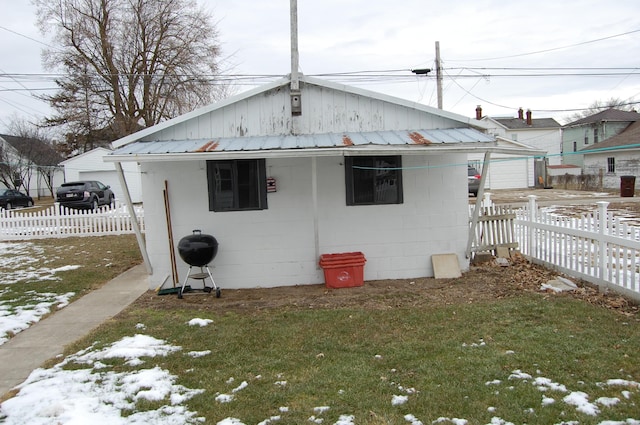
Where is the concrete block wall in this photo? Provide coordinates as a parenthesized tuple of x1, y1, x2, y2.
(142, 153, 470, 290)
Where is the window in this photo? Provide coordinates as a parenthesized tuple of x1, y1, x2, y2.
(207, 159, 267, 212)
(584, 130, 589, 145)
(594, 128, 599, 144)
(573, 141, 577, 152)
(345, 156, 403, 205)
(607, 157, 615, 173)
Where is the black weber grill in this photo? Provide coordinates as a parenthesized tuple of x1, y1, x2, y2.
(177, 230, 220, 298)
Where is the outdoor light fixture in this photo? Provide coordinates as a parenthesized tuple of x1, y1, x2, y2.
(411, 68, 431, 75)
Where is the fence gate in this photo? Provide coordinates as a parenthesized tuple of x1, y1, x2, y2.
(470, 204, 519, 254)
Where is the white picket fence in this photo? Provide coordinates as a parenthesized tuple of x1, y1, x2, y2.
(471, 195, 640, 301)
(0, 201, 145, 240)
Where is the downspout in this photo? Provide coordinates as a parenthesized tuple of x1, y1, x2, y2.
(115, 161, 152, 274)
(466, 151, 491, 259)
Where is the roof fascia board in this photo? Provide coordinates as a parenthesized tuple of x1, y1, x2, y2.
(494, 136, 538, 149)
(481, 116, 509, 130)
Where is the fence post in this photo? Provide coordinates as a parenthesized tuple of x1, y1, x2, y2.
(527, 195, 537, 257)
(482, 192, 492, 208)
(54, 202, 61, 236)
(597, 201, 609, 284)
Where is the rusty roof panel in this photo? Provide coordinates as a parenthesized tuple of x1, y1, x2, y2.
(111, 128, 494, 156)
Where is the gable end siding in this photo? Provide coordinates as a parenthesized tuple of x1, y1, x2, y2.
(139, 83, 463, 142)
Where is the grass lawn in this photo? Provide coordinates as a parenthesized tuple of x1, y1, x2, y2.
(63, 292, 639, 424)
(2, 236, 640, 424)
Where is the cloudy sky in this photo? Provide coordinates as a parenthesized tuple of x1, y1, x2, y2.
(0, 0, 638, 134)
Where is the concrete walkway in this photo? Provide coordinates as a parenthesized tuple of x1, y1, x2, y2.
(0, 264, 150, 398)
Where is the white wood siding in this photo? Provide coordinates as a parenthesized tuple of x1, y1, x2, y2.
(141, 83, 462, 142)
(142, 153, 470, 289)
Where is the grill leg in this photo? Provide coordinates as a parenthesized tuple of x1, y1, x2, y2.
(205, 266, 221, 298)
(178, 266, 193, 299)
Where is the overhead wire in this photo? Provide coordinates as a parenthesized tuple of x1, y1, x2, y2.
(446, 29, 640, 62)
(1, 22, 639, 119)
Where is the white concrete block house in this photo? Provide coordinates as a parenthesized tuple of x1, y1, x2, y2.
(107, 75, 540, 290)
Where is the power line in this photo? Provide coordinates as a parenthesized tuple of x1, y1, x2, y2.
(0, 25, 58, 50)
(447, 29, 640, 62)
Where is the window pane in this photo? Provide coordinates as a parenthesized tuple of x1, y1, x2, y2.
(347, 156, 402, 205)
(208, 159, 267, 212)
(213, 162, 234, 210)
(374, 157, 400, 203)
(352, 158, 375, 203)
(237, 160, 260, 209)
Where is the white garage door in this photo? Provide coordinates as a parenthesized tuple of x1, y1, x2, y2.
(487, 156, 529, 189)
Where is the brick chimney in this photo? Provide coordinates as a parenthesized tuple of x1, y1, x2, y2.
(518, 107, 524, 120)
(526, 109, 532, 126)
(475, 105, 482, 120)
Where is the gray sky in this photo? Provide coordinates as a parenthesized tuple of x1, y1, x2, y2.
(1, 0, 639, 134)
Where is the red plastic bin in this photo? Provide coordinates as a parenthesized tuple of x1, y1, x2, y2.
(319, 252, 366, 288)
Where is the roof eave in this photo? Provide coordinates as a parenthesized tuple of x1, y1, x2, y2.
(105, 144, 544, 163)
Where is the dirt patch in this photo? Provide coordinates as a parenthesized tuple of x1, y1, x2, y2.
(132, 254, 639, 317)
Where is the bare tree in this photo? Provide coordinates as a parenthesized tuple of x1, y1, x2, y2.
(34, 0, 228, 153)
(565, 98, 638, 123)
(1, 116, 63, 197)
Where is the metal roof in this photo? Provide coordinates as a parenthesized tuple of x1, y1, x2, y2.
(110, 128, 494, 157)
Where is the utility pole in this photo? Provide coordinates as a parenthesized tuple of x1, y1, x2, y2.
(435, 41, 443, 109)
(289, 0, 302, 117)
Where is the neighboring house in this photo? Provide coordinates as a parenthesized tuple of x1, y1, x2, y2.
(106, 75, 541, 290)
(581, 119, 640, 191)
(0, 134, 64, 198)
(60, 147, 143, 203)
(562, 108, 640, 168)
(474, 107, 561, 188)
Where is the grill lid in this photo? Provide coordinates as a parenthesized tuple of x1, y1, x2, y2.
(178, 230, 218, 266)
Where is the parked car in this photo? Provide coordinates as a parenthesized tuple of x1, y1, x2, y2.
(468, 166, 481, 196)
(0, 189, 34, 210)
(56, 180, 115, 210)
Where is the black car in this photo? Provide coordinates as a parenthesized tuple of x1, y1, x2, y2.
(468, 166, 481, 197)
(56, 180, 115, 210)
(0, 189, 34, 210)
